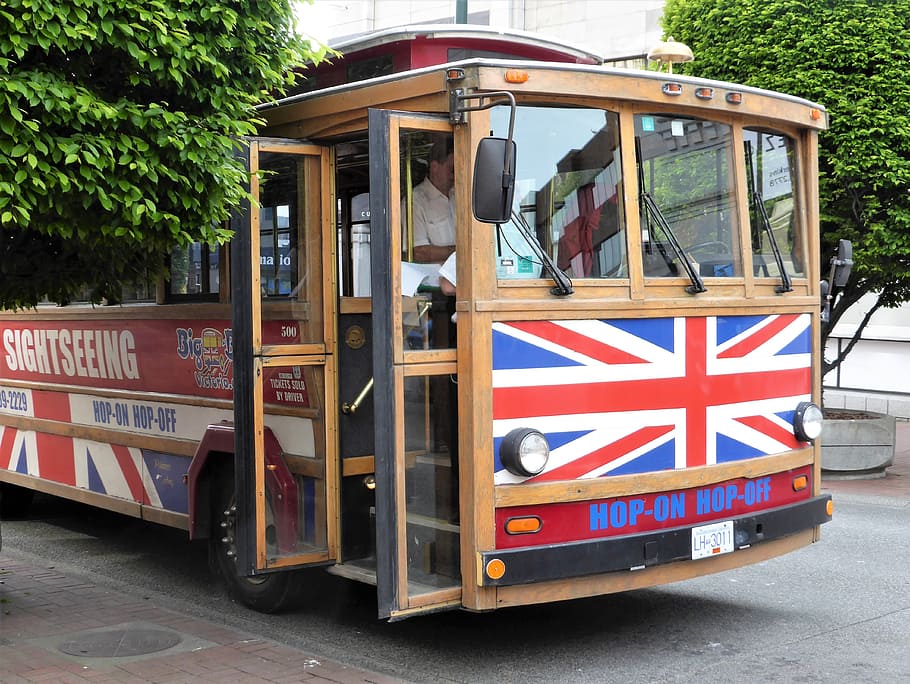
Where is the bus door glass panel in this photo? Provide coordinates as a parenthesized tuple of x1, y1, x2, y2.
(369, 111, 460, 618)
(254, 146, 331, 568)
(398, 124, 460, 597)
(743, 129, 804, 278)
(635, 115, 742, 278)
(489, 105, 627, 280)
(258, 152, 327, 333)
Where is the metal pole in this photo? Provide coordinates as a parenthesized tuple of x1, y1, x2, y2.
(456, 0, 467, 24)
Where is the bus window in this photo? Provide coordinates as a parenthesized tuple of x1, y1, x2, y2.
(490, 106, 626, 280)
(744, 129, 804, 276)
(635, 114, 741, 278)
(168, 242, 220, 298)
(259, 153, 302, 298)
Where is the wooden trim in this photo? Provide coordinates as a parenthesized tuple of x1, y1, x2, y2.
(0, 301, 232, 321)
(491, 529, 816, 608)
(266, 551, 332, 569)
(250, 142, 264, 355)
(494, 450, 813, 507)
(3, 415, 199, 457)
(731, 123, 756, 295)
(252, 356, 268, 568)
(0, 380, 234, 411)
(342, 455, 374, 477)
(141, 506, 189, 529)
(339, 297, 372, 314)
(283, 453, 325, 479)
(620, 105, 645, 300)
(476, 296, 818, 316)
(403, 349, 457, 364)
(475, 66, 827, 131)
(0, 470, 190, 530)
(405, 588, 462, 611)
(256, 142, 323, 155)
(393, 364, 409, 609)
(260, 354, 326, 367)
(401, 360, 457, 376)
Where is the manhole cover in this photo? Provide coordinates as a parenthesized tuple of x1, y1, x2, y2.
(58, 628, 182, 657)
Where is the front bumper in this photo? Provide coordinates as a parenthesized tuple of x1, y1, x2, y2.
(480, 494, 831, 586)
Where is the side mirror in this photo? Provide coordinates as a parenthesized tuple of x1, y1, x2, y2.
(831, 239, 853, 288)
(473, 137, 516, 224)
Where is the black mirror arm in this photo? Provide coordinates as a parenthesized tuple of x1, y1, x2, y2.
(450, 89, 516, 188)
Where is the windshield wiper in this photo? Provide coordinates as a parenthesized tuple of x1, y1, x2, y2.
(745, 141, 792, 293)
(503, 209, 573, 296)
(753, 191, 792, 293)
(640, 192, 706, 294)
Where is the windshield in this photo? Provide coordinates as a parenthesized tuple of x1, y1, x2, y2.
(490, 105, 626, 280)
(744, 128, 804, 278)
(635, 114, 741, 278)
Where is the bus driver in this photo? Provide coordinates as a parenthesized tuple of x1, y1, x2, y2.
(408, 136, 456, 264)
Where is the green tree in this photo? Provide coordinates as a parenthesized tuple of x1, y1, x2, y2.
(662, 0, 910, 376)
(0, 0, 324, 307)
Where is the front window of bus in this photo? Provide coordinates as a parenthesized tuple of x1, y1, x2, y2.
(743, 128, 804, 277)
(490, 106, 626, 280)
(635, 114, 741, 278)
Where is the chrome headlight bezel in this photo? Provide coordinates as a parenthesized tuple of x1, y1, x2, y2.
(794, 401, 824, 442)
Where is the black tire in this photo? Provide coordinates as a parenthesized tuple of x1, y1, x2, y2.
(0, 482, 35, 518)
(209, 473, 299, 613)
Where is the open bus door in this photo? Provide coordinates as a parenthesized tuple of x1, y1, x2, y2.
(368, 110, 463, 619)
(229, 138, 338, 606)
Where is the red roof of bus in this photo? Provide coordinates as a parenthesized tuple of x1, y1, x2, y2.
(301, 24, 603, 90)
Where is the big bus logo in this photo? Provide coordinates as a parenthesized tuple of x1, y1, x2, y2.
(175, 327, 233, 391)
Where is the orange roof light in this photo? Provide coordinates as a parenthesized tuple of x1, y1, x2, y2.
(810, 108, 823, 121)
(695, 87, 714, 100)
(662, 82, 683, 96)
(725, 91, 743, 105)
(504, 69, 529, 84)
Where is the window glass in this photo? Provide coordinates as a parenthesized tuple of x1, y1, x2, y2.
(169, 242, 219, 297)
(743, 128, 804, 277)
(635, 114, 741, 278)
(258, 153, 300, 298)
(490, 106, 626, 280)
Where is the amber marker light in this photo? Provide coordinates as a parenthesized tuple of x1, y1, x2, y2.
(486, 558, 506, 580)
(826, 499, 834, 516)
(504, 69, 529, 84)
(725, 91, 743, 104)
(694, 87, 714, 100)
(505, 516, 542, 535)
(792, 474, 809, 491)
(662, 82, 683, 96)
(809, 108, 822, 121)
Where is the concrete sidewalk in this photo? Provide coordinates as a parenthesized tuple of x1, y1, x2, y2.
(821, 419, 910, 501)
(0, 557, 402, 683)
(2, 426, 907, 684)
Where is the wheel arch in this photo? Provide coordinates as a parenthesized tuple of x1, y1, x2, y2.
(187, 422, 235, 540)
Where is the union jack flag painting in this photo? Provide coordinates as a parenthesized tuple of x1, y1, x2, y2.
(492, 314, 811, 484)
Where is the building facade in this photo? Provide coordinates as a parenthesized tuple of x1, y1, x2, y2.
(297, 0, 665, 63)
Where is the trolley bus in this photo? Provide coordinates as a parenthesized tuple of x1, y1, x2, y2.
(0, 25, 851, 619)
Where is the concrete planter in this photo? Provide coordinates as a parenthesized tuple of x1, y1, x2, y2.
(821, 410, 896, 479)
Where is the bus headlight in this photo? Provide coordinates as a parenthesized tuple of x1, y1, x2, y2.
(793, 401, 823, 442)
(501, 428, 550, 477)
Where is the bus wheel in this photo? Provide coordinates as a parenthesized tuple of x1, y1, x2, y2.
(210, 478, 298, 613)
(0, 483, 35, 517)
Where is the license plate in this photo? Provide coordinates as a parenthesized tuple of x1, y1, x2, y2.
(691, 520, 734, 560)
